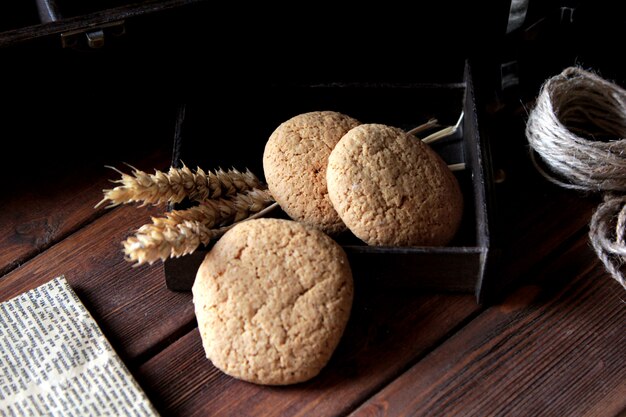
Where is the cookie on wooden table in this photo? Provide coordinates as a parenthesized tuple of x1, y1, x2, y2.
(326, 123, 463, 246)
(263, 111, 360, 234)
(192, 218, 353, 385)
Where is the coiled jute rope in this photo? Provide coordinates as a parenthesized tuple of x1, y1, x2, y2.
(526, 67, 626, 289)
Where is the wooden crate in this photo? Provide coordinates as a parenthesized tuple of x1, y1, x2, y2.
(163, 61, 498, 302)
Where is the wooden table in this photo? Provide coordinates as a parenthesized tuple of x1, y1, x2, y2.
(1, 100, 624, 417)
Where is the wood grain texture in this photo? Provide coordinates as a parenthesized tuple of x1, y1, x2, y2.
(349, 236, 626, 417)
(138, 289, 480, 417)
(0, 149, 169, 277)
(0, 204, 194, 361)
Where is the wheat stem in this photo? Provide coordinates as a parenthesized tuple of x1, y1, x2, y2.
(421, 112, 464, 144)
(123, 188, 275, 265)
(406, 118, 439, 136)
(96, 164, 263, 208)
(447, 163, 466, 172)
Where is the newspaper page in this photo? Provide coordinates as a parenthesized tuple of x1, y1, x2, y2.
(0, 276, 160, 417)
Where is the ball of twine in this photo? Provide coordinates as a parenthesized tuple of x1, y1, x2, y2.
(526, 67, 626, 289)
(590, 194, 626, 289)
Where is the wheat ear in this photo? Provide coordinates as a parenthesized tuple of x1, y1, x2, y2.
(123, 188, 275, 265)
(96, 164, 262, 208)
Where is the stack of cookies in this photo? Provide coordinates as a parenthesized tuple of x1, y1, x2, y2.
(192, 111, 463, 385)
(264, 111, 463, 246)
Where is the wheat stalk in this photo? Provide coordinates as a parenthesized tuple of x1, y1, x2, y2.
(420, 112, 464, 144)
(96, 164, 263, 208)
(123, 188, 276, 265)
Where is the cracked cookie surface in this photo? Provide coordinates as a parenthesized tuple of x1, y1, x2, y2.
(192, 218, 353, 385)
(263, 111, 360, 234)
(326, 123, 463, 246)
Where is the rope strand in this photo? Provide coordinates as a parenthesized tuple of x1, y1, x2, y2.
(526, 67, 626, 289)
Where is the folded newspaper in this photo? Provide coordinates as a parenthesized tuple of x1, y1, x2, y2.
(0, 276, 159, 416)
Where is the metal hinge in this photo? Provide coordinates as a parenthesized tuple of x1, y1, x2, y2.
(60, 21, 125, 49)
(35, 0, 126, 48)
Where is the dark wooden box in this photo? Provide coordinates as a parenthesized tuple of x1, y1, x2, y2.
(0, 0, 206, 48)
(163, 62, 497, 302)
(0, 1, 506, 50)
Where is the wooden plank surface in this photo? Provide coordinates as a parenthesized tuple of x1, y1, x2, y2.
(138, 289, 480, 417)
(348, 236, 626, 417)
(0, 203, 194, 362)
(3, 97, 623, 417)
(0, 149, 169, 277)
(134, 170, 608, 416)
